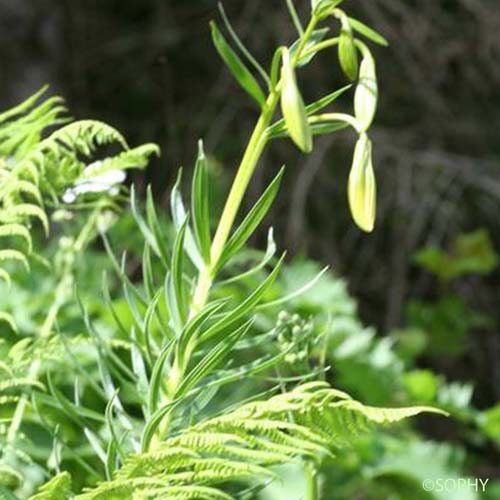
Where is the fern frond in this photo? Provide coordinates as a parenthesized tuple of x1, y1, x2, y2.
(0, 87, 157, 289)
(0, 377, 45, 393)
(0, 312, 17, 332)
(28, 471, 72, 500)
(76, 382, 444, 499)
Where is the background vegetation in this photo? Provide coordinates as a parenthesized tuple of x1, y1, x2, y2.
(0, 0, 500, 498)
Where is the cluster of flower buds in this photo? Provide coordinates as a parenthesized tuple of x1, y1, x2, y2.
(278, 0, 381, 233)
(210, 0, 384, 233)
(276, 310, 314, 365)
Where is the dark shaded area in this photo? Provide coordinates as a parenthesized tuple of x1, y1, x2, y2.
(2, 0, 499, 439)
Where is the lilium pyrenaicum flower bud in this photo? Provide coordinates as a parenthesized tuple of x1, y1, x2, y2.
(280, 47, 313, 154)
(348, 133, 376, 232)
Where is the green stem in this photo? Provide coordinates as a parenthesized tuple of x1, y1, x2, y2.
(190, 93, 278, 316)
(151, 15, 321, 447)
(301, 37, 339, 61)
(292, 15, 318, 66)
(190, 15, 319, 316)
(305, 461, 319, 500)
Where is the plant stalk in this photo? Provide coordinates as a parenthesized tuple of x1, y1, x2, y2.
(190, 14, 318, 315)
(305, 461, 319, 500)
(152, 15, 320, 447)
(190, 93, 279, 316)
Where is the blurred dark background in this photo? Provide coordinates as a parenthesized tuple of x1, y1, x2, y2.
(2, 0, 500, 411)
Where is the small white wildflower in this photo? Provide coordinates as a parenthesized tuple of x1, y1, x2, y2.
(62, 161, 126, 204)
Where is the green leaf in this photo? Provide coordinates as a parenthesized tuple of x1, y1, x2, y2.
(176, 320, 253, 397)
(218, 3, 270, 87)
(310, 121, 349, 136)
(270, 47, 284, 89)
(311, 0, 344, 18)
(0, 223, 32, 253)
(191, 140, 211, 263)
(29, 472, 72, 500)
(165, 217, 189, 332)
(104, 392, 128, 467)
(142, 244, 156, 300)
(201, 255, 285, 342)
(349, 17, 388, 46)
(270, 119, 349, 140)
(210, 21, 266, 108)
(146, 186, 171, 266)
(177, 300, 227, 356)
(218, 227, 277, 286)
(267, 85, 351, 138)
(148, 341, 174, 414)
(170, 170, 204, 271)
(480, 404, 500, 440)
(215, 167, 285, 272)
(403, 370, 439, 403)
(258, 265, 329, 310)
(413, 229, 499, 281)
(130, 186, 163, 262)
(0, 312, 17, 333)
(290, 28, 330, 67)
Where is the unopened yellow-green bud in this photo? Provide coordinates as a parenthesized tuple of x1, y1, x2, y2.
(348, 133, 376, 232)
(280, 47, 313, 153)
(338, 17, 358, 81)
(354, 47, 378, 131)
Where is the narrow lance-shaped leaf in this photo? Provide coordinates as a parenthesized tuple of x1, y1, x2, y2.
(289, 28, 330, 68)
(166, 217, 190, 332)
(215, 167, 285, 272)
(267, 85, 351, 139)
(170, 170, 204, 270)
(191, 140, 211, 263)
(280, 47, 313, 153)
(348, 133, 376, 232)
(348, 17, 389, 47)
(338, 15, 358, 81)
(146, 186, 171, 267)
(354, 44, 378, 131)
(176, 320, 254, 397)
(202, 255, 285, 343)
(210, 21, 266, 108)
(312, 0, 345, 18)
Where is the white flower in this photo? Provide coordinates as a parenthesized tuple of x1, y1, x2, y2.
(62, 161, 126, 204)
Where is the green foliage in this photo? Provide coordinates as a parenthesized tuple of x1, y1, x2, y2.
(0, 3, 458, 500)
(29, 473, 71, 500)
(77, 383, 441, 499)
(414, 229, 499, 282)
(0, 86, 158, 291)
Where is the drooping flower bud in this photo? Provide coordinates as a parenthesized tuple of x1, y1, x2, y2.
(354, 47, 378, 131)
(280, 47, 313, 153)
(338, 16, 358, 81)
(348, 133, 376, 232)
